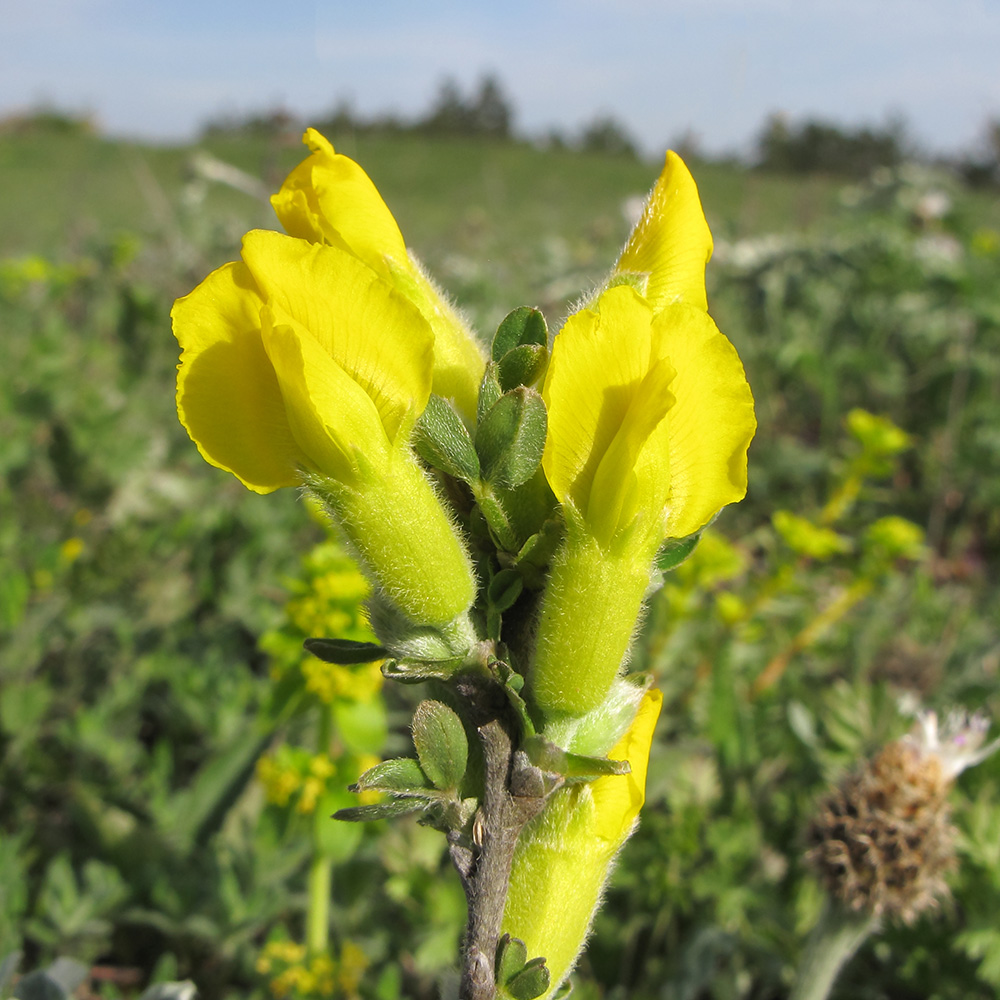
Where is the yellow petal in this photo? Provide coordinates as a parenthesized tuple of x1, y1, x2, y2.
(271, 128, 408, 272)
(272, 130, 486, 422)
(260, 303, 390, 485)
(542, 286, 656, 516)
(241, 230, 433, 444)
(615, 151, 713, 312)
(591, 687, 662, 843)
(171, 262, 306, 493)
(651, 303, 756, 538)
(386, 257, 486, 421)
(586, 357, 676, 546)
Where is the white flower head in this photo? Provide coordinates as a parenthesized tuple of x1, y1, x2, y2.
(905, 708, 1000, 781)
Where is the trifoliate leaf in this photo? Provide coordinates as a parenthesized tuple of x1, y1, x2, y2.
(478, 362, 503, 426)
(412, 700, 469, 791)
(477, 388, 547, 489)
(353, 757, 432, 793)
(334, 798, 430, 822)
(506, 958, 551, 1000)
(413, 394, 480, 481)
(498, 344, 547, 392)
(492, 306, 548, 361)
(496, 934, 528, 987)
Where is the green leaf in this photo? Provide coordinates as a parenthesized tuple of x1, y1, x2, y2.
(498, 344, 547, 392)
(412, 700, 469, 791)
(655, 530, 703, 572)
(492, 306, 548, 361)
(413, 394, 480, 481)
(303, 637, 387, 664)
(506, 958, 550, 1000)
(550, 981, 574, 999)
(488, 569, 524, 613)
(381, 657, 464, 684)
(354, 757, 431, 793)
(477, 362, 503, 426)
(496, 934, 527, 986)
(522, 735, 630, 781)
(476, 388, 548, 489)
(334, 798, 430, 822)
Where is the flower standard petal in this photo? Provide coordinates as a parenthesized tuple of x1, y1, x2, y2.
(272, 131, 486, 421)
(615, 150, 713, 312)
(271, 128, 408, 267)
(241, 230, 433, 444)
(171, 261, 307, 493)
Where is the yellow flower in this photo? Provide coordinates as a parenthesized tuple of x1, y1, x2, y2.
(530, 153, 755, 718)
(172, 229, 476, 626)
(614, 150, 714, 312)
(272, 129, 485, 420)
(502, 688, 662, 999)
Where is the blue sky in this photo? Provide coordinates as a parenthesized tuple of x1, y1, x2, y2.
(2, 0, 999, 156)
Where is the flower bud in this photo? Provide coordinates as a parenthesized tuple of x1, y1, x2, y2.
(502, 689, 661, 998)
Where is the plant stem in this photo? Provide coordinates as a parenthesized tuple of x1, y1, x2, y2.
(790, 901, 874, 1000)
(306, 854, 333, 955)
(453, 676, 545, 1000)
(306, 701, 336, 956)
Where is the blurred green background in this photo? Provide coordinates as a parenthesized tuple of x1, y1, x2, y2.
(2, 104, 1000, 1000)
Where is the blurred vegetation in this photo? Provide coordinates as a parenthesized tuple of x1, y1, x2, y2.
(1, 113, 999, 1000)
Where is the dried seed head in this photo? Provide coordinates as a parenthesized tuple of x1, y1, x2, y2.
(807, 710, 998, 924)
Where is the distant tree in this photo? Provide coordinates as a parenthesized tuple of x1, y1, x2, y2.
(755, 113, 908, 177)
(420, 75, 515, 138)
(958, 116, 1000, 188)
(578, 114, 638, 158)
(0, 105, 96, 136)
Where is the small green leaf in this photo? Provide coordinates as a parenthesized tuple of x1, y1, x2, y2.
(354, 757, 431, 793)
(492, 306, 548, 361)
(476, 388, 548, 489)
(498, 344, 547, 392)
(507, 957, 550, 1000)
(655, 530, 703, 572)
(488, 569, 524, 613)
(304, 637, 387, 664)
(413, 394, 481, 481)
(550, 980, 574, 999)
(477, 362, 503, 425)
(412, 700, 469, 791)
(522, 735, 630, 781)
(381, 657, 464, 684)
(496, 934, 528, 986)
(334, 798, 430, 822)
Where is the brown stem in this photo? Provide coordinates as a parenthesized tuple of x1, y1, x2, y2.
(454, 679, 545, 1000)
